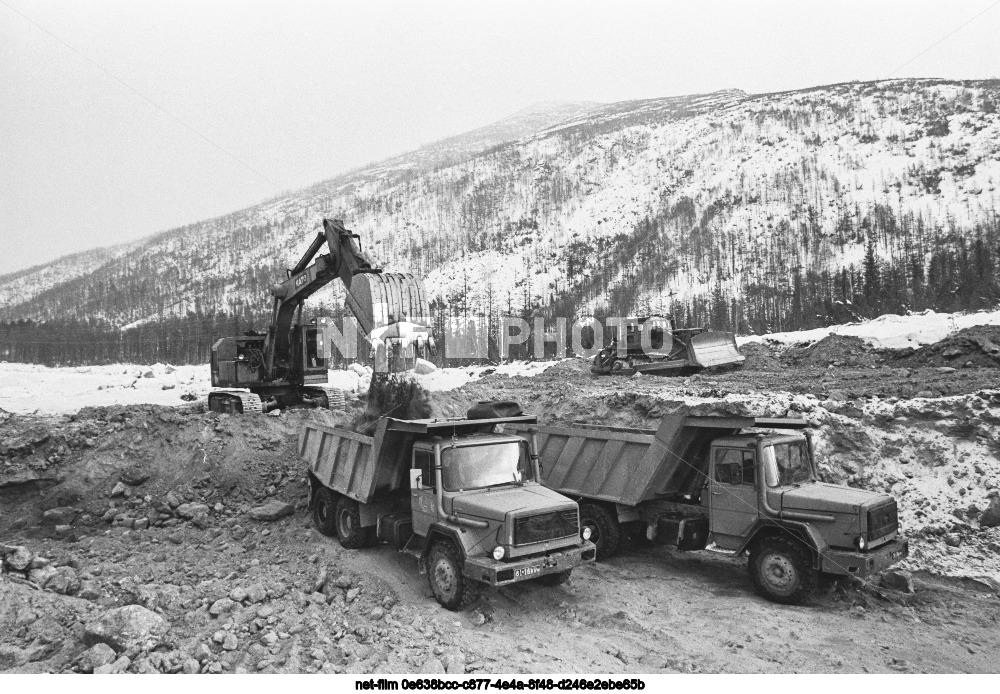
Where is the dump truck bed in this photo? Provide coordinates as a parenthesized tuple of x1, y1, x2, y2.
(300, 415, 538, 503)
(506, 413, 807, 507)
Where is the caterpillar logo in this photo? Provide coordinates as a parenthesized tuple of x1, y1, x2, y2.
(294, 272, 309, 288)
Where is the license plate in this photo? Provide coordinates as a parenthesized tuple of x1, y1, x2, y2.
(514, 566, 540, 578)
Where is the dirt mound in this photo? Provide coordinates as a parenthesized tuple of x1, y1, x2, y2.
(784, 334, 877, 367)
(738, 341, 782, 371)
(889, 325, 1000, 368)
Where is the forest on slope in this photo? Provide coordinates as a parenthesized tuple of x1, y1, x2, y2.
(2, 79, 1000, 365)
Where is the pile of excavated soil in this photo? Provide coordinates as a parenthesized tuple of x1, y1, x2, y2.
(888, 325, 1000, 368)
(738, 342, 782, 371)
(783, 334, 879, 368)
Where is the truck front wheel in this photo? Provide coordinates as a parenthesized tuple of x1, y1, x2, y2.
(312, 487, 338, 537)
(579, 503, 621, 560)
(748, 536, 817, 605)
(335, 497, 376, 549)
(427, 541, 480, 611)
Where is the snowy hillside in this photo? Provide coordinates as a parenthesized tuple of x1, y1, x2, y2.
(3, 79, 1000, 344)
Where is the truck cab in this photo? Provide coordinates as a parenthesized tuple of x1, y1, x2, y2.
(409, 432, 593, 607)
(703, 431, 909, 602)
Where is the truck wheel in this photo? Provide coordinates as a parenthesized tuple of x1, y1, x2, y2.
(579, 503, 620, 560)
(335, 497, 376, 549)
(748, 536, 818, 605)
(427, 541, 480, 611)
(538, 569, 572, 587)
(312, 488, 338, 537)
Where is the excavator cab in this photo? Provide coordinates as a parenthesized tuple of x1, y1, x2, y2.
(296, 317, 332, 383)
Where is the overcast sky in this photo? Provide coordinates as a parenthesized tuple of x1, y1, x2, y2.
(1, 0, 998, 275)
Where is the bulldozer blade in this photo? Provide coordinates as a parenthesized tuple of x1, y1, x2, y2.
(688, 331, 746, 368)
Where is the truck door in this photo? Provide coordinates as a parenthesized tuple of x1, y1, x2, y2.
(708, 447, 759, 550)
(410, 449, 437, 536)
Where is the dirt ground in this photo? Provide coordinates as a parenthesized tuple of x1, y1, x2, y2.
(3, 338, 1000, 674)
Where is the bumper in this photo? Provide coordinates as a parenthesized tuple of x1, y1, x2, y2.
(463, 541, 596, 587)
(820, 537, 909, 577)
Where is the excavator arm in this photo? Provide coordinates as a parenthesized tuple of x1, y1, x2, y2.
(263, 218, 430, 380)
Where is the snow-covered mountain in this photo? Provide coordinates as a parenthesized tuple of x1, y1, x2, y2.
(3, 79, 1000, 336)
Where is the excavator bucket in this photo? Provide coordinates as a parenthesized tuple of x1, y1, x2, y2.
(345, 272, 431, 335)
(687, 331, 746, 369)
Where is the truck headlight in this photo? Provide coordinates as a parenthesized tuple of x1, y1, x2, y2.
(582, 526, 593, 541)
(855, 535, 867, 551)
(492, 546, 505, 561)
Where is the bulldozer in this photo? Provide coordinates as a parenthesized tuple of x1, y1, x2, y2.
(208, 218, 432, 414)
(590, 315, 744, 376)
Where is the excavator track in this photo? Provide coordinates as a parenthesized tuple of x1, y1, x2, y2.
(208, 390, 263, 414)
(303, 386, 346, 411)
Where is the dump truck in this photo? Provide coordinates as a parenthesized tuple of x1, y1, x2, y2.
(299, 406, 597, 610)
(209, 218, 433, 413)
(506, 411, 908, 604)
(590, 315, 745, 376)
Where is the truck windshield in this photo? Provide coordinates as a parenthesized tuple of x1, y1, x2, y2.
(762, 441, 812, 487)
(441, 443, 531, 491)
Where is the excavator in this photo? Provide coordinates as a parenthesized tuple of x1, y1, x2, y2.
(208, 218, 432, 414)
(590, 315, 744, 376)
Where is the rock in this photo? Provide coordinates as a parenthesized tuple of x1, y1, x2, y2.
(346, 587, 360, 603)
(53, 524, 74, 538)
(165, 492, 181, 509)
(370, 607, 384, 621)
(209, 598, 236, 616)
(0, 645, 28, 671)
(121, 469, 150, 486)
(419, 657, 446, 674)
(470, 611, 487, 627)
(249, 500, 294, 521)
(161, 384, 176, 390)
(827, 390, 848, 402)
(414, 358, 437, 375)
(28, 564, 58, 587)
(267, 409, 281, 418)
(223, 633, 239, 651)
(230, 587, 248, 602)
(84, 605, 167, 652)
(47, 566, 80, 595)
(142, 370, 154, 378)
(980, 499, 1000, 528)
(441, 648, 466, 674)
(78, 581, 101, 601)
(334, 575, 353, 589)
(261, 632, 278, 646)
(943, 533, 962, 547)
(246, 583, 267, 603)
(42, 506, 76, 525)
(110, 482, 127, 497)
(94, 655, 131, 674)
(78, 643, 116, 673)
(916, 390, 935, 399)
(133, 518, 149, 531)
(5, 546, 32, 571)
(313, 566, 328, 593)
(880, 569, 914, 593)
(937, 366, 957, 374)
(182, 658, 200, 674)
(176, 502, 209, 520)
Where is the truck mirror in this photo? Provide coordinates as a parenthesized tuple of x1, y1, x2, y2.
(409, 468, 422, 489)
